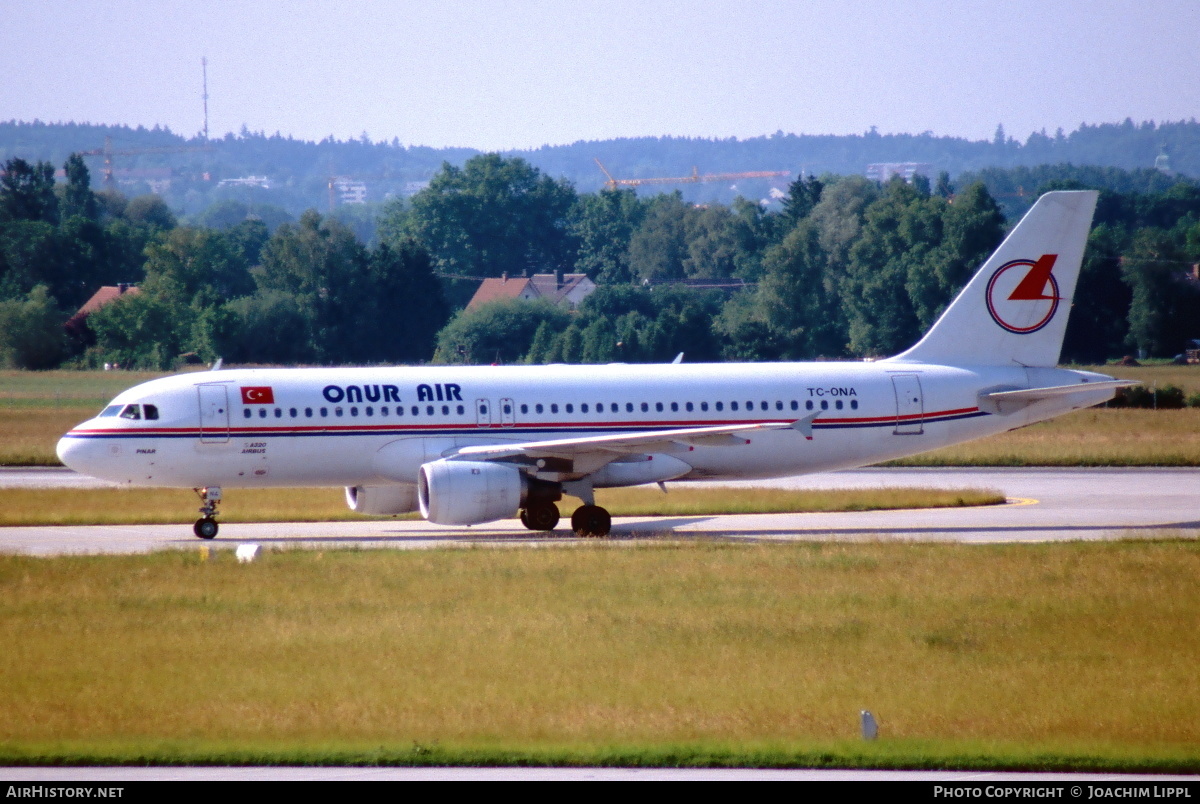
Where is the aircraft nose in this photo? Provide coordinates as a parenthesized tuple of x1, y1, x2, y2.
(56, 431, 102, 476)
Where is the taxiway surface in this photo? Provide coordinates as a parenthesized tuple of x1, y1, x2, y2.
(1, 467, 1196, 555)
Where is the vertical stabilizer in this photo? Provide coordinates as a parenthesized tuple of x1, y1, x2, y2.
(888, 190, 1098, 367)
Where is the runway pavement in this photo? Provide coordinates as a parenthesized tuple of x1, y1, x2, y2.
(1, 466, 1197, 555)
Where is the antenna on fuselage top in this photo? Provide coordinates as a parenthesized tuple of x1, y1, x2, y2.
(211, 358, 223, 371)
(672, 353, 684, 364)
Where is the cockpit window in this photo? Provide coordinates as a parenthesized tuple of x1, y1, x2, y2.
(143, 404, 159, 420)
(119, 404, 141, 420)
(99, 405, 122, 417)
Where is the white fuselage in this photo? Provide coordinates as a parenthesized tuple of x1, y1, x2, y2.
(56, 361, 1116, 490)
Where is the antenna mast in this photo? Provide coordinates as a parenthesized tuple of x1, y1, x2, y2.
(201, 57, 209, 141)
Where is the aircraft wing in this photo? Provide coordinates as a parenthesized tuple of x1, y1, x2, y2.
(448, 414, 820, 467)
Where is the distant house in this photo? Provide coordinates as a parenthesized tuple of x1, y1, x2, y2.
(865, 162, 933, 183)
(65, 284, 140, 338)
(466, 272, 596, 311)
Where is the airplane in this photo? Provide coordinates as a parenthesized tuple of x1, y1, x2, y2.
(57, 190, 1133, 540)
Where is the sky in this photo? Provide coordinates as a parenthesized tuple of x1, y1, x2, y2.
(2, 0, 1198, 151)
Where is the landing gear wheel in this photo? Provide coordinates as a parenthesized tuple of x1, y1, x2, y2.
(521, 502, 560, 532)
(571, 504, 612, 538)
(193, 517, 219, 539)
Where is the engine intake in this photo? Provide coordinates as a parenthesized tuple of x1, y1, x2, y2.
(418, 460, 524, 526)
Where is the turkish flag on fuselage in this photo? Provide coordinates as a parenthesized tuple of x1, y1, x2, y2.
(240, 386, 275, 404)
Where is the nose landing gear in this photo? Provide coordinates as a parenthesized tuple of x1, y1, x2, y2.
(193, 486, 222, 539)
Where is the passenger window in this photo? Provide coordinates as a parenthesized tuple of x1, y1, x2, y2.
(243, 409, 252, 419)
(536, 403, 544, 414)
(806, 400, 814, 410)
(836, 400, 844, 410)
(671, 402, 678, 412)
(685, 402, 694, 412)
(426, 405, 434, 415)
(581, 403, 589, 414)
(336, 407, 344, 417)
(442, 405, 449, 415)
(760, 401, 768, 411)
(520, 404, 529, 414)
(120, 404, 141, 420)
(504, 403, 512, 414)
(289, 408, 298, 418)
(321, 407, 328, 417)
(625, 403, 633, 413)
(565, 403, 573, 413)
(143, 404, 159, 420)
(457, 405, 464, 415)
(656, 402, 663, 412)
(776, 401, 783, 411)
(731, 401, 738, 411)
(700, 402, 708, 412)
(305, 408, 313, 417)
(366, 406, 374, 416)
(411, 406, 418, 416)
(715, 401, 723, 411)
(851, 400, 859, 410)
(821, 400, 829, 410)
(258, 408, 267, 418)
(551, 404, 558, 414)
(350, 407, 358, 417)
(275, 408, 283, 418)
(641, 402, 648, 412)
(791, 400, 798, 411)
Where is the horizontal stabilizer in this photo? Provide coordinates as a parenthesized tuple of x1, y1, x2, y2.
(978, 379, 1138, 415)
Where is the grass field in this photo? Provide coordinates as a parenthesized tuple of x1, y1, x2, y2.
(0, 485, 1004, 527)
(1, 541, 1197, 770)
(4, 366, 1200, 467)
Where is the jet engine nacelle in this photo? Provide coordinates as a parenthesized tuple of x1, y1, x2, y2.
(345, 483, 419, 515)
(418, 460, 523, 526)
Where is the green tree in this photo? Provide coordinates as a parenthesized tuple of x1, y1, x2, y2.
(433, 298, 569, 364)
(627, 193, 693, 282)
(1062, 224, 1132, 362)
(782, 175, 824, 224)
(1122, 228, 1200, 356)
(87, 290, 183, 369)
(0, 285, 68, 369)
(257, 210, 372, 363)
(142, 227, 255, 306)
(407, 154, 579, 280)
(914, 181, 1004, 329)
(568, 188, 645, 284)
(59, 154, 98, 221)
(0, 158, 58, 224)
(721, 218, 844, 360)
(841, 178, 942, 355)
(359, 240, 449, 363)
(123, 195, 177, 231)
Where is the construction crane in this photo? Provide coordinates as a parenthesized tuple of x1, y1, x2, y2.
(80, 136, 214, 186)
(594, 158, 791, 190)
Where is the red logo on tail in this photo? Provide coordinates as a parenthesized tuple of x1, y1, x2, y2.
(1006, 254, 1060, 301)
(985, 255, 1061, 334)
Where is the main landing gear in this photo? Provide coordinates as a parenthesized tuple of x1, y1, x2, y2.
(193, 486, 221, 539)
(570, 504, 611, 538)
(518, 501, 613, 538)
